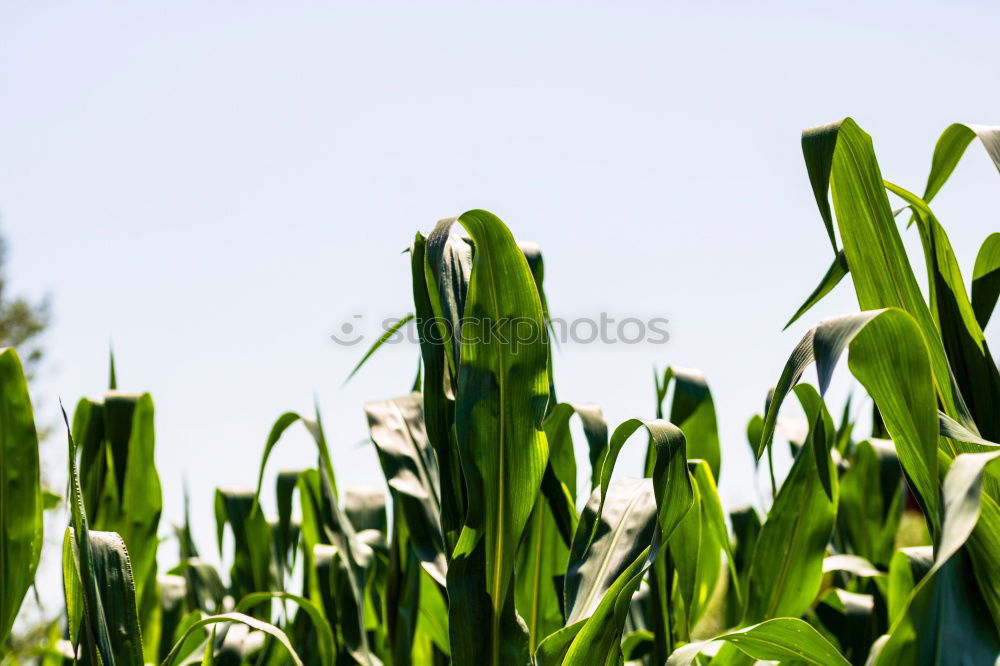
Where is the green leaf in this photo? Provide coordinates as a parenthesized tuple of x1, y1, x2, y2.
(214, 488, 274, 599)
(837, 439, 903, 567)
(920, 123, 1000, 204)
(344, 487, 388, 534)
(439, 210, 550, 666)
(668, 465, 719, 635)
(847, 310, 943, 533)
(804, 119, 966, 425)
(235, 591, 335, 666)
(160, 612, 304, 666)
(532, 402, 605, 565)
(384, 513, 422, 666)
(254, 406, 337, 503)
(516, 498, 568, 652)
(870, 450, 1000, 664)
(64, 529, 145, 666)
(201, 627, 216, 666)
(315, 462, 379, 665)
(743, 389, 837, 624)
(667, 617, 850, 666)
(885, 181, 1000, 441)
(564, 478, 658, 628)
(108, 346, 117, 390)
(590, 419, 693, 549)
(972, 232, 1000, 329)
(725, 505, 761, 627)
(801, 119, 846, 253)
(516, 403, 602, 650)
(0, 348, 42, 646)
(794, 383, 837, 501)
(113, 393, 161, 620)
(692, 460, 740, 605)
(536, 419, 692, 665)
(758, 309, 941, 532)
(822, 554, 884, 578)
(344, 313, 415, 384)
(939, 411, 999, 448)
(653, 368, 720, 481)
(847, 309, 1000, 626)
(784, 250, 849, 330)
(274, 469, 305, 581)
(595, 418, 692, 663)
(535, 478, 660, 666)
(61, 402, 116, 666)
(411, 231, 465, 554)
(365, 392, 447, 586)
(758, 310, 880, 457)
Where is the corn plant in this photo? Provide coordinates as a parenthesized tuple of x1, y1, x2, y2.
(1, 117, 999, 665)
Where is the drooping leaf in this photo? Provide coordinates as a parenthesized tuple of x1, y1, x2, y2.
(254, 407, 337, 503)
(160, 612, 305, 666)
(972, 232, 1000, 330)
(538, 419, 692, 665)
(666, 617, 850, 666)
(652, 367, 720, 481)
(802, 119, 967, 426)
(920, 123, 1000, 204)
(759, 310, 940, 533)
(515, 403, 605, 651)
(801, 119, 846, 253)
(235, 591, 336, 666)
(535, 478, 660, 666)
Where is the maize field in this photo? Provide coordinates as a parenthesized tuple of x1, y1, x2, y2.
(1, 117, 999, 665)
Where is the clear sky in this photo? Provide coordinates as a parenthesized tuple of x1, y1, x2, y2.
(1, 0, 997, 586)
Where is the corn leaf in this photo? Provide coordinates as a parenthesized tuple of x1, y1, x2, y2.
(365, 392, 447, 586)
(440, 210, 550, 666)
(0, 348, 42, 647)
(837, 439, 903, 567)
(411, 231, 465, 553)
(64, 529, 145, 666)
(652, 368, 720, 481)
(535, 478, 659, 666)
(972, 232, 1000, 330)
(743, 386, 837, 624)
(803, 118, 967, 425)
(784, 250, 849, 330)
(869, 449, 1000, 664)
(920, 123, 1000, 204)
(235, 592, 335, 666)
(160, 612, 304, 666)
(667, 617, 850, 666)
(885, 181, 1000, 442)
(61, 404, 116, 666)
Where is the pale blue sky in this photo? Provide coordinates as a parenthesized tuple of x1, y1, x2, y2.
(1, 0, 997, 579)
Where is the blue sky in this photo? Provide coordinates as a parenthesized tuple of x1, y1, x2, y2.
(1, 0, 997, 581)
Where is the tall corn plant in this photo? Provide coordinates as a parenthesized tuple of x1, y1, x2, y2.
(2, 118, 1000, 666)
